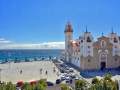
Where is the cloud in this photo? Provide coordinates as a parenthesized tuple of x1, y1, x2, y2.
(0, 38, 12, 44)
(0, 37, 65, 49)
(0, 40, 65, 49)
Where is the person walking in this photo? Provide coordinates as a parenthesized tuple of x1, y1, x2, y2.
(45, 70, 47, 75)
(40, 68, 42, 74)
(53, 67, 56, 73)
(20, 70, 22, 74)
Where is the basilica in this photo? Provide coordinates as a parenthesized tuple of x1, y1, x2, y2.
(64, 22, 120, 70)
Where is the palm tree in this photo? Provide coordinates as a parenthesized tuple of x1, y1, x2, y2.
(92, 77, 100, 84)
(5, 82, 16, 90)
(75, 80, 87, 90)
(89, 73, 119, 90)
(61, 84, 72, 90)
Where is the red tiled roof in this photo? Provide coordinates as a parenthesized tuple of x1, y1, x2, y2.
(70, 41, 79, 47)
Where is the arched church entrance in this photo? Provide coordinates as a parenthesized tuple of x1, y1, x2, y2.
(99, 52, 107, 70)
(100, 62, 106, 70)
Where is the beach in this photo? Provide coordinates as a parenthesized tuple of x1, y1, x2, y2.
(0, 60, 119, 85)
(0, 61, 60, 84)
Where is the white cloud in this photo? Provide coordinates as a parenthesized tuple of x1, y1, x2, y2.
(0, 37, 65, 49)
(0, 38, 12, 44)
(0, 40, 65, 49)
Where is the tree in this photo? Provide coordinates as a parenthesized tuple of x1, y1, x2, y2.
(22, 82, 33, 90)
(75, 80, 87, 90)
(104, 73, 112, 82)
(22, 80, 47, 90)
(89, 73, 119, 90)
(4, 82, 16, 90)
(61, 84, 72, 90)
(92, 78, 100, 84)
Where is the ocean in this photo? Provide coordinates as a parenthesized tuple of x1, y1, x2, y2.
(0, 49, 64, 62)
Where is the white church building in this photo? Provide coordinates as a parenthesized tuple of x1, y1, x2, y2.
(64, 22, 120, 70)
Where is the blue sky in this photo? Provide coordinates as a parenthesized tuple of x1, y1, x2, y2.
(0, 0, 120, 49)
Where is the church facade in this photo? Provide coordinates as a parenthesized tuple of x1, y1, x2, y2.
(64, 22, 120, 70)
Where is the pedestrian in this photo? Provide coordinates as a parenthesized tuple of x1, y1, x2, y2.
(57, 71, 59, 76)
(45, 70, 47, 75)
(53, 67, 56, 73)
(40, 68, 43, 74)
(20, 70, 22, 74)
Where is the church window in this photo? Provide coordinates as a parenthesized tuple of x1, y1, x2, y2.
(101, 40, 106, 48)
(88, 59, 91, 62)
(81, 40, 83, 43)
(114, 37, 118, 43)
(88, 46, 91, 48)
(87, 37, 91, 42)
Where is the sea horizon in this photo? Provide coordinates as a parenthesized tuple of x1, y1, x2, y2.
(0, 49, 64, 61)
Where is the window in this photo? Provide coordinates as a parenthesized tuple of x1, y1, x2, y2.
(88, 46, 91, 48)
(101, 40, 106, 48)
(87, 37, 91, 42)
(114, 37, 118, 43)
(88, 59, 91, 62)
(81, 40, 83, 43)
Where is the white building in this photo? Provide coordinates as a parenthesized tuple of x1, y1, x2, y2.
(64, 22, 120, 70)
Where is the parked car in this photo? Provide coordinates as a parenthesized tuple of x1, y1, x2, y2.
(56, 79, 61, 84)
(61, 75, 66, 81)
(69, 68, 74, 72)
(66, 76, 73, 84)
(46, 81, 54, 86)
(64, 65, 68, 68)
(60, 64, 64, 67)
(60, 69, 65, 73)
(63, 73, 68, 77)
(65, 67, 70, 70)
(66, 80, 70, 83)
(65, 76, 70, 80)
(70, 75, 76, 79)
(75, 77, 79, 80)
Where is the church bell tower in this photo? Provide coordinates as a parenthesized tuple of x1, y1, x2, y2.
(64, 22, 73, 62)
